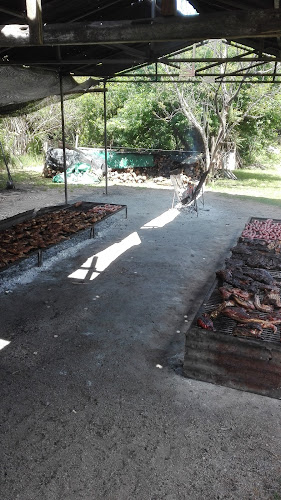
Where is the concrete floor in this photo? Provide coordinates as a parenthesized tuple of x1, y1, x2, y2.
(1, 185, 281, 500)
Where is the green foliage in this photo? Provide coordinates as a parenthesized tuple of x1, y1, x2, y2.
(235, 85, 281, 165)
(1, 40, 281, 167)
(72, 81, 193, 149)
(106, 85, 174, 148)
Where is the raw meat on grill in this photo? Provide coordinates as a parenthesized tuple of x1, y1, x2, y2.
(241, 218, 281, 241)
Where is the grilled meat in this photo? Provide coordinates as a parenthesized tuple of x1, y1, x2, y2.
(0, 204, 123, 269)
(233, 295, 255, 310)
(233, 322, 263, 338)
(241, 268, 276, 285)
(197, 313, 215, 331)
(216, 269, 252, 291)
(264, 291, 281, 308)
(222, 307, 278, 333)
(245, 253, 281, 271)
(219, 286, 233, 300)
(209, 300, 235, 319)
(217, 267, 279, 294)
(218, 287, 255, 310)
(231, 243, 252, 255)
(225, 257, 245, 268)
(253, 294, 274, 313)
(231, 288, 253, 300)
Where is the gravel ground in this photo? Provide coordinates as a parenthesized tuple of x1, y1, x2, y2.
(1, 182, 281, 500)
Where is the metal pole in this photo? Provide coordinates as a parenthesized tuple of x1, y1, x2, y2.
(151, 0, 156, 19)
(0, 139, 14, 189)
(59, 72, 68, 205)
(103, 80, 108, 195)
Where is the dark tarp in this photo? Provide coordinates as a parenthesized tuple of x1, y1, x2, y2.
(0, 66, 99, 116)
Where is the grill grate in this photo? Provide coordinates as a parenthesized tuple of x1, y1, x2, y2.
(185, 217, 281, 398)
(0, 202, 127, 271)
(202, 283, 281, 344)
(198, 214, 281, 346)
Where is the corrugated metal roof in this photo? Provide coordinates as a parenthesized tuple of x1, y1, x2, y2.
(0, 1, 280, 79)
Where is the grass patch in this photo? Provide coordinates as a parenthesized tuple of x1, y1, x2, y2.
(0, 164, 55, 189)
(209, 167, 281, 206)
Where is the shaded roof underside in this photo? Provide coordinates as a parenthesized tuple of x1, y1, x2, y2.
(0, 1, 281, 113)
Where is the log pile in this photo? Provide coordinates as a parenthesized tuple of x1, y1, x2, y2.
(108, 163, 203, 186)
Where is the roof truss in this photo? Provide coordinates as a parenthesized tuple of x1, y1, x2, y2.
(1, 9, 281, 48)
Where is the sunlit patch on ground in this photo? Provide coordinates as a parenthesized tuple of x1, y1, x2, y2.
(0, 339, 10, 350)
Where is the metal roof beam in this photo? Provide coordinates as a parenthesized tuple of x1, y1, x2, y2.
(26, 0, 43, 45)
(1, 9, 281, 47)
(0, 59, 145, 66)
(0, 7, 26, 20)
(163, 56, 279, 62)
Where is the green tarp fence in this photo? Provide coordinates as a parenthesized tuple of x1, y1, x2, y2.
(79, 148, 195, 169)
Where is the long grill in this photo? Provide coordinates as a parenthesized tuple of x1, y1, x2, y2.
(202, 277, 281, 345)
(0, 201, 127, 271)
(184, 217, 281, 399)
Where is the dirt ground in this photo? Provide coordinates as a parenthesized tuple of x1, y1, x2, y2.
(1, 182, 281, 500)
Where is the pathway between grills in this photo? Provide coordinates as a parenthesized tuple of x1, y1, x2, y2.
(1, 184, 281, 500)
